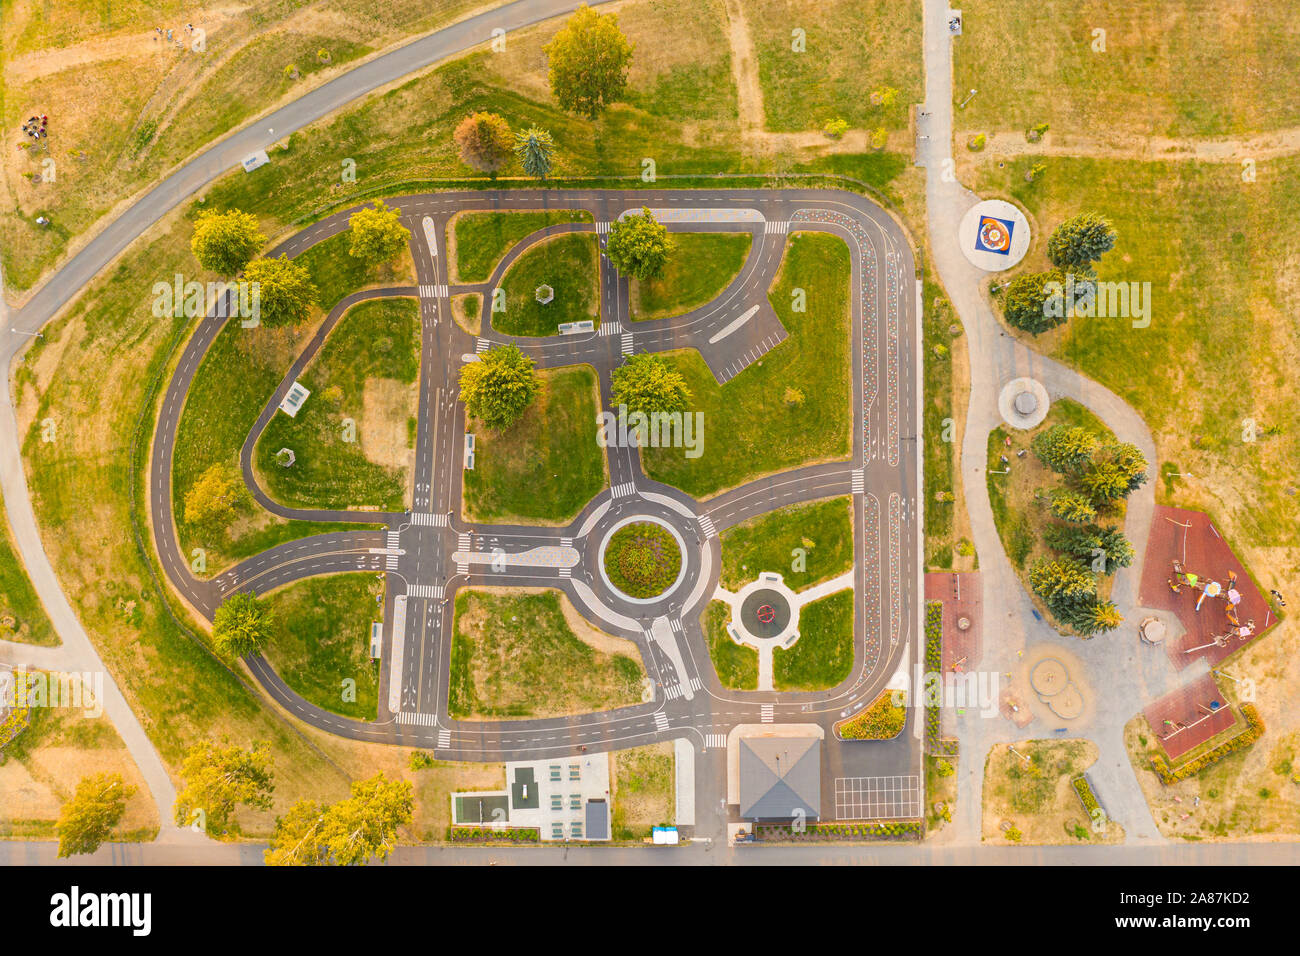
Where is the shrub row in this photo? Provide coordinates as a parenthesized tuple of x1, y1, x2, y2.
(924, 601, 944, 753)
(446, 826, 541, 843)
(755, 820, 922, 842)
(1149, 704, 1264, 784)
(1071, 775, 1101, 816)
(0, 674, 36, 752)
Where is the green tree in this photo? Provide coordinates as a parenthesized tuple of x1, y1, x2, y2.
(606, 207, 674, 280)
(1047, 212, 1117, 272)
(1082, 442, 1148, 501)
(243, 255, 317, 326)
(1003, 269, 1067, 334)
(514, 127, 555, 179)
(212, 591, 273, 658)
(348, 200, 411, 266)
(544, 4, 634, 120)
(454, 112, 514, 174)
(1048, 489, 1097, 524)
(1057, 596, 1123, 635)
(191, 209, 265, 275)
(184, 463, 250, 531)
(870, 86, 899, 108)
(56, 773, 135, 858)
(611, 352, 691, 415)
(1031, 423, 1099, 475)
(174, 741, 275, 837)
(1044, 523, 1134, 575)
(459, 343, 541, 430)
(265, 773, 413, 866)
(1028, 557, 1097, 609)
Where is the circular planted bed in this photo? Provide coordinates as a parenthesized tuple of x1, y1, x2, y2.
(601, 520, 683, 601)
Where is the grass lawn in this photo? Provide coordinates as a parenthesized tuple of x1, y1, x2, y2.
(0, 679, 158, 841)
(451, 209, 592, 282)
(701, 599, 758, 690)
(493, 233, 599, 337)
(748, 0, 922, 132)
(953, 0, 1300, 139)
(926, 754, 959, 832)
(603, 522, 682, 599)
(629, 232, 751, 320)
(261, 573, 383, 721)
(611, 742, 675, 839)
(719, 496, 852, 592)
(255, 297, 419, 512)
(448, 590, 644, 719)
(774, 588, 854, 691)
(463, 365, 606, 524)
(0, 513, 56, 646)
(923, 278, 961, 570)
(982, 739, 1123, 844)
(295, 230, 416, 312)
(642, 231, 851, 497)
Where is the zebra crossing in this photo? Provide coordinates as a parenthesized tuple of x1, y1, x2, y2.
(763, 220, 790, 235)
(418, 284, 448, 298)
(698, 514, 717, 539)
(653, 712, 670, 732)
(852, 469, 865, 494)
(669, 618, 684, 637)
(385, 552, 400, 570)
(408, 584, 443, 600)
(410, 512, 448, 527)
(621, 332, 633, 356)
(612, 481, 636, 498)
(560, 537, 573, 547)
(437, 729, 451, 749)
(559, 567, 571, 578)
(599, 321, 621, 338)
(761, 704, 774, 723)
(596, 221, 613, 236)
(456, 532, 471, 574)
(704, 733, 727, 750)
(663, 683, 685, 701)
(386, 531, 400, 549)
(475, 338, 490, 354)
(395, 711, 438, 727)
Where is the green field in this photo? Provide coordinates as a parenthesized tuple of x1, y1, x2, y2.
(452, 210, 593, 282)
(748, 0, 922, 132)
(774, 589, 855, 691)
(255, 298, 419, 512)
(0, 514, 56, 646)
(493, 233, 599, 337)
(463, 366, 606, 524)
(261, 574, 382, 721)
(448, 590, 644, 719)
(296, 230, 416, 312)
(719, 497, 853, 592)
(642, 232, 851, 497)
(923, 279, 960, 570)
(953, 0, 1300, 138)
(612, 743, 675, 840)
(701, 599, 758, 690)
(629, 232, 751, 320)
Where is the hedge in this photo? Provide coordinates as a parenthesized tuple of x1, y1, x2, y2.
(755, 820, 922, 842)
(1149, 704, 1264, 784)
(446, 826, 541, 843)
(0, 674, 36, 752)
(1071, 775, 1101, 816)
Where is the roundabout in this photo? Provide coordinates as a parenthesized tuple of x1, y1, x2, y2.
(598, 515, 686, 603)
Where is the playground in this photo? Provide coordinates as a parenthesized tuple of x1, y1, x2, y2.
(1138, 506, 1277, 670)
(1142, 673, 1237, 763)
(924, 572, 982, 672)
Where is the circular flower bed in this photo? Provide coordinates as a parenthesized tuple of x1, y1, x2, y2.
(603, 522, 682, 599)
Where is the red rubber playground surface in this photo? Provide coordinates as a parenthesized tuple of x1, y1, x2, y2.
(1143, 672, 1236, 762)
(1138, 506, 1276, 671)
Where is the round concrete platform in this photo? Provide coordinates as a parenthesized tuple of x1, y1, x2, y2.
(958, 199, 1031, 271)
(740, 587, 792, 639)
(998, 377, 1050, 430)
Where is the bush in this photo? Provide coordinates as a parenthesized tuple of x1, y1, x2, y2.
(823, 117, 849, 139)
(1149, 705, 1264, 784)
(838, 690, 907, 740)
(967, 133, 986, 151)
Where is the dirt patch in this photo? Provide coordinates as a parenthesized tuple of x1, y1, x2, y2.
(360, 376, 415, 474)
(720, 0, 764, 132)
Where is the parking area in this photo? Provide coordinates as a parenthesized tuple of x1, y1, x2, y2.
(834, 775, 922, 820)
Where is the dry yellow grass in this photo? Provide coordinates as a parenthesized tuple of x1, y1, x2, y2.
(982, 739, 1124, 845)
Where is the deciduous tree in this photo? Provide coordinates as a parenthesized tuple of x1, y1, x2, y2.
(174, 741, 275, 836)
(454, 112, 514, 173)
(212, 591, 273, 658)
(459, 343, 541, 430)
(348, 199, 411, 266)
(606, 207, 673, 280)
(56, 773, 135, 858)
(544, 5, 634, 119)
(265, 773, 413, 866)
(243, 254, 317, 326)
(191, 209, 265, 275)
(184, 463, 250, 531)
(611, 352, 691, 415)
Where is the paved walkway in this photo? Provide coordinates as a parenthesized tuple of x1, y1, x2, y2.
(919, 0, 1176, 845)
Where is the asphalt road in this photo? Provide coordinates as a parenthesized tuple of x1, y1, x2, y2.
(145, 187, 921, 837)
